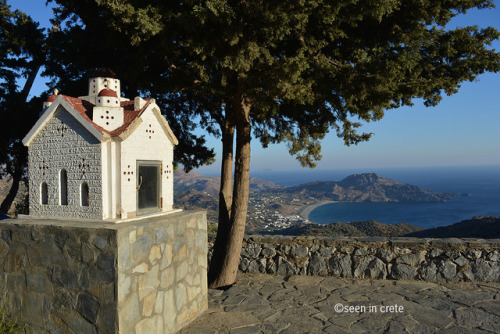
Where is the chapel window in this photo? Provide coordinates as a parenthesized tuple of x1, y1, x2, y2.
(60, 169, 68, 205)
(41, 182, 48, 205)
(81, 182, 89, 206)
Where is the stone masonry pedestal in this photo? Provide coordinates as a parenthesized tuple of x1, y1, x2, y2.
(0, 210, 208, 333)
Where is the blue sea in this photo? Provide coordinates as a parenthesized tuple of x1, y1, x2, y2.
(251, 165, 500, 229)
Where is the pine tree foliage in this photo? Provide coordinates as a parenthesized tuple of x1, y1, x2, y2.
(44, 0, 216, 172)
(0, 0, 46, 213)
(76, 0, 500, 166)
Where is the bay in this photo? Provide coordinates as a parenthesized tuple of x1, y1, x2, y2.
(252, 165, 500, 229)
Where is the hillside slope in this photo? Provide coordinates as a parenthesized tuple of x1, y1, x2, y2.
(267, 220, 423, 237)
(404, 216, 500, 238)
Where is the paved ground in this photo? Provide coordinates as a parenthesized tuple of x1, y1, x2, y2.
(180, 273, 500, 334)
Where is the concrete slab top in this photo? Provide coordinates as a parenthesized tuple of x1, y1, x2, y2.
(5, 210, 201, 231)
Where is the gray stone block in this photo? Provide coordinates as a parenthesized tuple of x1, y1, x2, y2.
(430, 249, 444, 258)
(52, 266, 79, 289)
(1, 228, 12, 244)
(419, 261, 438, 281)
(291, 245, 308, 257)
(395, 251, 426, 266)
(319, 247, 335, 257)
(58, 310, 97, 334)
(377, 249, 395, 263)
(429, 238, 465, 248)
(366, 258, 387, 279)
(0, 236, 9, 259)
(439, 261, 457, 281)
(27, 271, 53, 294)
(77, 293, 101, 324)
(82, 243, 94, 263)
(248, 260, 265, 273)
(97, 304, 117, 333)
(240, 243, 261, 259)
(454, 256, 469, 267)
(470, 259, 500, 282)
(261, 247, 276, 258)
(266, 259, 277, 274)
(239, 258, 250, 272)
(21, 290, 44, 327)
(92, 236, 108, 249)
(329, 254, 352, 278)
(277, 257, 298, 276)
(354, 248, 368, 256)
(353, 256, 375, 279)
(465, 250, 482, 259)
(391, 263, 416, 280)
(308, 252, 328, 276)
(132, 233, 153, 263)
(487, 250, 499, 262)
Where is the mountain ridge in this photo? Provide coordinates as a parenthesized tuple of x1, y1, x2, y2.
(276, 172, 457, 203)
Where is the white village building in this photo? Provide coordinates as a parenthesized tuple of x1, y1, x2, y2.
(22, 69, 179, 221)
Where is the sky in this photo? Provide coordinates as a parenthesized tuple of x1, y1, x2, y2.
(10, 0, 500, 174)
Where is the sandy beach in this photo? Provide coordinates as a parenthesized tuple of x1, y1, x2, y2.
(298, 200, 336, 221)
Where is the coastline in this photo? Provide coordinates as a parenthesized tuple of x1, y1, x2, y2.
(299, 201, 336, 221)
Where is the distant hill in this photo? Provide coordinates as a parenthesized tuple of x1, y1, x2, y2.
(174, 171, 221, 197)
(404, 216, 500, 239)
(174, 170, 283, 196)
(174, 188, 219, 222)
(267, 220, 423, 237)
(277, 173, 457, 202)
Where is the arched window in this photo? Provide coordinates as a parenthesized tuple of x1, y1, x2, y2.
(59, 169, 68, 205)
(40, 182, 48, 205)
(81, 182, 89, 206)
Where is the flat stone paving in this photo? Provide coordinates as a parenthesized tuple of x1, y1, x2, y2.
(180, 273, 500, 333)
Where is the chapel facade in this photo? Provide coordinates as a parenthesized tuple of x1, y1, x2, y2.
(23, 69, 178, 221)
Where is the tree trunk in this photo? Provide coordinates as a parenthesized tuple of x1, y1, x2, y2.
(208, 116, 235, 285)
(20, 62, 41, 102)
(0, 170, 22, 214)
(208, 87, 252, 288)
(218, 116, 235, 229)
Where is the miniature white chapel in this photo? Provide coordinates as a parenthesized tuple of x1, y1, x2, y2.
(22, 69, 179, 221)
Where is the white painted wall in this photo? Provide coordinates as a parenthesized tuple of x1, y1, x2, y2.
(88, 77, 121, 97)
(120, 106, 175, 218)
(93, 104, 124, 131)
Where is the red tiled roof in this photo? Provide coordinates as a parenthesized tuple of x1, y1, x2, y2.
(46, 94, 58, 102)
(98, 88, 118, 97)
(61, 95, 150, 137)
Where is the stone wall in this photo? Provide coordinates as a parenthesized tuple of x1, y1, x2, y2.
(116, 212, 208, 333)
(0, 210, 207, 333)
(28, 107, 103, 219)
(209, 235, 500, 283)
